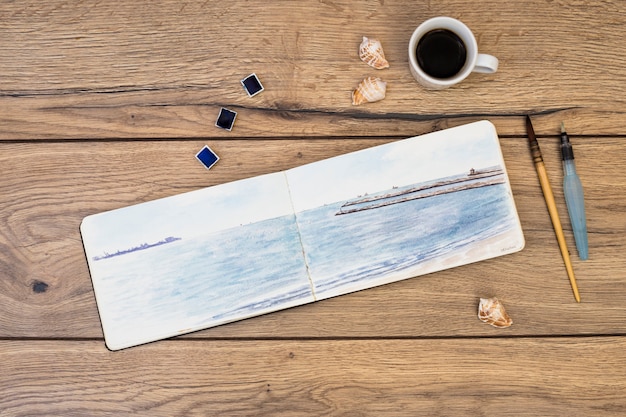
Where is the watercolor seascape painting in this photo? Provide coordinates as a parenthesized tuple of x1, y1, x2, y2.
(81, 121, 524, 350)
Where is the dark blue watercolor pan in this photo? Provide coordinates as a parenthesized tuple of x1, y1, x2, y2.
(215, 107, 237, 131)
(195, 145, 220, 170)
(241, 73, 264, 97)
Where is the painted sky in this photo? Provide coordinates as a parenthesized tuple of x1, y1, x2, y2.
(286, 121, 503, 212)
(81, 172, 294, 255)
(82, 121, 504, 255)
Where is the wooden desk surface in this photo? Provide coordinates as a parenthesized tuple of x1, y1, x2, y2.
(1, 1, 625, 415)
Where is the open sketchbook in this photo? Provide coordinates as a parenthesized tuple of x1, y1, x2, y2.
(81, 121, 525, 350)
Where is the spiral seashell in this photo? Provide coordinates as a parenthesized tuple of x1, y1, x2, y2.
(359, 36, 389, 69)
(478, 297, 513, 328)
(352, 76, 387, 105)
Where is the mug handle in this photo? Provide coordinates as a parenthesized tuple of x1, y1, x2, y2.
(473, 53, 499, 74)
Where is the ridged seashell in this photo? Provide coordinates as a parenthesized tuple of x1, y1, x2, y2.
(352, 76, 387, 105)
(478, 297, 513, 328)
(359, 37, 389, 69)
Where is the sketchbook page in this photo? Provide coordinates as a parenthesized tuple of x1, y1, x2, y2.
(81, 172, 314, 350)
(285, 120, 525, 301)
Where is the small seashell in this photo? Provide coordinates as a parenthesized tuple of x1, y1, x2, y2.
(352, 76, 387, 105)
(478, 297, 512, 328)
(359, 37, 389, 69)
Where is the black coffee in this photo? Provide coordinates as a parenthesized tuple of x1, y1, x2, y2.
(416, 29, 467, 79)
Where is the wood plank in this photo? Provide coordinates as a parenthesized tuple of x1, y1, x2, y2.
(1, 135, 624, 339)
(1, 338, 625, 415)
(2, 1, 626, 139)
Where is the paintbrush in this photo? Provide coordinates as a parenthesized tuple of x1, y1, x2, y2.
(526, 116, 580, 302)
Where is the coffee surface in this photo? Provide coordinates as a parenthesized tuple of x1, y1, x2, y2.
(416, 29, 467, 79)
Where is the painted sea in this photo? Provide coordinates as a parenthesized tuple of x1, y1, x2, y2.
(86, 170, 522, 350)
(86, 213, 314, 350)
(297, 173, 522, 300)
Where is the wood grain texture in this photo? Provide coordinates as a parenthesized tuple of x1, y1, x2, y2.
(1, 136, 624, 339)
(1, 338, 625, 416)
(2, 1, 626, 414)
(2, 0, 626, 139)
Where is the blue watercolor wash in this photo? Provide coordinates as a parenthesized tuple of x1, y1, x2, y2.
(196, 145, 220, 170)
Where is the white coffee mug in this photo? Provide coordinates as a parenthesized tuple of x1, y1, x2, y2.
(408, 17, 499, 89)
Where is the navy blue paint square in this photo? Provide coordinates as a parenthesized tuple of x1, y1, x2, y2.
(241, 73, 264, 97)
(215, 107, 237, 131)
(195, 145, 220, 170)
